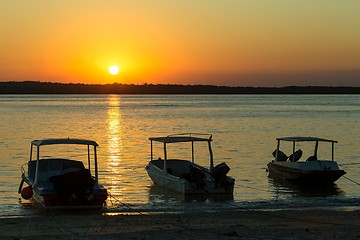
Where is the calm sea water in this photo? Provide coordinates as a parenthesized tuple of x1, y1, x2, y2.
(0, 94, 359, 216)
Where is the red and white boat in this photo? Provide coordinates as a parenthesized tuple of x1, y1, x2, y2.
(267, 137, 346, 185)
(18, 138, 108, 208)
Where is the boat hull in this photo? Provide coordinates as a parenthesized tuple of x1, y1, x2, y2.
(146, 160, 234, 194)
(267, 161, 346, 185)
(22, 176, 108, 208)
(31, 186, 108, 208)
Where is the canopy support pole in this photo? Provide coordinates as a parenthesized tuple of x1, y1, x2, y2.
(275, 140, 280, 161)
(150, 140, 153, 161)
(208, 141, 214, 170)
(314, 141, 319, 157)
(35, 146, 40, 184)
(30, 144, 33, 162)
(191, 141, 194, 163)
(163, 143, 167, 173)
(87, 145, 91, 169)
(94, 145, 98, 185)
(292, 141, 296, 162)
(29, 144, 33, 179)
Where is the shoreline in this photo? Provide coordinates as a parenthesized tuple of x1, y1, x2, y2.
(1, 209, 359, 239)
(1, 81, 360, 94)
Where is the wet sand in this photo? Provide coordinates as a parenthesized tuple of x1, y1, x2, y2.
(0, 209, 359, 240)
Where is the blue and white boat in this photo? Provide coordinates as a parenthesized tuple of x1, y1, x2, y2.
(267, 137, 346, 185)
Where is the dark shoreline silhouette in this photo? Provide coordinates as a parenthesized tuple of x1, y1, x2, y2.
(0, 81, 359, 94)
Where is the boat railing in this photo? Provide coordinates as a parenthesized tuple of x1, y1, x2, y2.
(21, 164, 26, 175)
(20, 162, 29, 178)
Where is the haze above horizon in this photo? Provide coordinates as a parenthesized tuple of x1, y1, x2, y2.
(1, 1, 359, 87)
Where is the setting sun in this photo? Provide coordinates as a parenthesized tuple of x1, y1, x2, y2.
(109, 65, 119, 75)
(1, 2, 360, 86)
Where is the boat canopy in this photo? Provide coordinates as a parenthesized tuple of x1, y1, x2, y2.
(149, 133, 212, 144)
(276, 137, 337, 143)
(31, 138, 99, 147)
(30, 138, 100, 184)
(149, 133, 214, 170)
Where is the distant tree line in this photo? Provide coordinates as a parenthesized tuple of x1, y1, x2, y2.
(0, 81, 359, 94)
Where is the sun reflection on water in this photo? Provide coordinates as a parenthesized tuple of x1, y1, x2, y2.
(106, 95, 125, 197)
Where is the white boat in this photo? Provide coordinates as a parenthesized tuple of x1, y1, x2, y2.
(267, 137, 346, 185)
(18, 138, 108, 208)
(145, 133, 235, 194)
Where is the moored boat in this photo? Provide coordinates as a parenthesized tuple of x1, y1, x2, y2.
(145, 133, 235, 195)
(18, 138, 108, 208)
(267, 137, 346, 185)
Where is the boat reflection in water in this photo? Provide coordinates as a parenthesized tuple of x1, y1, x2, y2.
(148, 184, 234, 203)
(269, 178, 345, 198)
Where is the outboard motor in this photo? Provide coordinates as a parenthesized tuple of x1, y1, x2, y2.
(211, 162, 230, 180)
(272, 150, 288, 162)
(211, 162, 232, 191)
(189, 165, 206, 190)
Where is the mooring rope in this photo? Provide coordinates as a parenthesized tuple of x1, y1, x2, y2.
(342, 176, 360, 186)
(339, 163, 360, 166)
(107, 192, 148, 216)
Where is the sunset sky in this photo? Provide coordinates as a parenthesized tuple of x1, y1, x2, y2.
(1, 1, 359, 87)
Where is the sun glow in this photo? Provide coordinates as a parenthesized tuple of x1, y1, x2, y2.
(109, 65, 119, 75)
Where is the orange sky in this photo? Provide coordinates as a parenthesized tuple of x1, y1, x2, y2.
(1, 1, 359, 86)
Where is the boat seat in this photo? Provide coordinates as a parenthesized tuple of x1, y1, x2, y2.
(288, 149, 303, 162)
(272, 150, 288, 162)
(307, 155, 318, 161)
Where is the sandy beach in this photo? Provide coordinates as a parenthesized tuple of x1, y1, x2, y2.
(1, 209, 359, 240)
